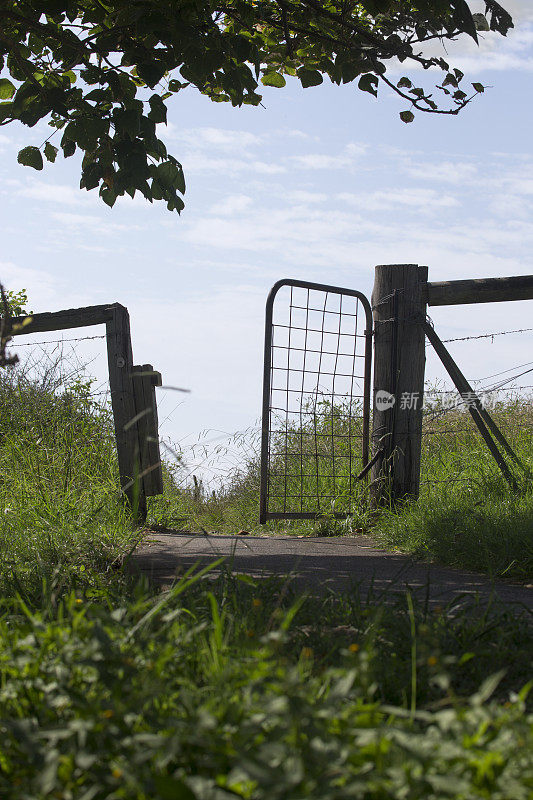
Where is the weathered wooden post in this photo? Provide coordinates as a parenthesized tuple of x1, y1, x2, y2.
(371, 264, 428, 505)
(106, 304, 143, 515)
(131, 364, 164, 499)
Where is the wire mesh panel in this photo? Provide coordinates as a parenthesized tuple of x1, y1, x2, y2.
(260, 279, 372, 522)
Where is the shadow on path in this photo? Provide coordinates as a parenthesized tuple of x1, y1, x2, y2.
(128, 531, 532, 616)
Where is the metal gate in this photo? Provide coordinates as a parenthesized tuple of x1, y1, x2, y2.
(260, 279, 372, 522)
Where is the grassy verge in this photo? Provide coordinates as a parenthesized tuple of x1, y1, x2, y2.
(0, 366, 532, 796)
(149, 396, 533, 581)
(373, 399, 533, 581)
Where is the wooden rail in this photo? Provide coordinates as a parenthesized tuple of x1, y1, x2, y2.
(9, 304, 116, 335)
(425, 275, 533, 306)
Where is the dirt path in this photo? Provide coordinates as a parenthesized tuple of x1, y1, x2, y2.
(128, 530, 532, 615)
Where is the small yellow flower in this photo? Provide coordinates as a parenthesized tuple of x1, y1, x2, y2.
(301, 647, 313, 659)
(252, 598, 262, 608)
(246, 629, 255, 637)
(75, 599, 82, 604)
(112, 768, 123, 779)
(427, 656, 438, 667)
(348, 643, 359, 653)
(102, 709, 114, 719)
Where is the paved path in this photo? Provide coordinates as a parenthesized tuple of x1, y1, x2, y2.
(128, 530, 532, 615)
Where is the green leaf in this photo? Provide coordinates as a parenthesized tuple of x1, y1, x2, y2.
(400, 110, 414, 123)
(112, 108, 141, 138)
(261, 72, 286, 88)
(154, 161, 185, 194)
(397, 77, 412, 89)
(44, 142, 58, 163)
(148, 95, 167, 124)
(0, 78, 15, 100)
(358, 73, 378, 97)
(168, 80, 188, 92)
(17, 146, 43, 170)
(153, 775, 196, 800)
(99, 186, 117, 207)
(472, 82, 485, 93)
(452, 0, 478, 42)
(297, 68, 323, 88)
(62, 139, 76, 158)
(442, 73, 458, 88)
(136, 61, 166, 88)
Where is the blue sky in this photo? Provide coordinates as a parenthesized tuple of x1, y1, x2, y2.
(1, 1, 533, 476)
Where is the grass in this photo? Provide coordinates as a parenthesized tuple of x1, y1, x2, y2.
(373, 398, 533, 581)
(0, 365, 133, 597)
(0, 362, 532, 797)
(150, 394, 533, 581)
(1, 570, 532, 799)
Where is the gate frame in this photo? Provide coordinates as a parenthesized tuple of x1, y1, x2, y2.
(260, 278, 373, 523)
(5, 303, 163, 519)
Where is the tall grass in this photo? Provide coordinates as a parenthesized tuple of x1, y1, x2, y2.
(0, 361, 134, 595)
(150, 393, 533, 579)
(374, 396, 533, 580)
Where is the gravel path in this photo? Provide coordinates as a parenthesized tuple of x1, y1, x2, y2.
(128, 530, 532, 616)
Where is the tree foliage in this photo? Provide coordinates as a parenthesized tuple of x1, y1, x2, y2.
(1, 1, 513, 211)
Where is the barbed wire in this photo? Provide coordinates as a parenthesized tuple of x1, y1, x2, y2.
(9, 334, 106, 347)
(441, 326, 533, 344)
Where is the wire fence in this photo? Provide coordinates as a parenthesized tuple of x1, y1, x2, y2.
(4, 318, 532, 516)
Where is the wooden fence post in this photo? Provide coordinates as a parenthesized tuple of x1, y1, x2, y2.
(371, 264, 428, 505)
(106, 304, 145, 517)
(131, 364, 164, 498)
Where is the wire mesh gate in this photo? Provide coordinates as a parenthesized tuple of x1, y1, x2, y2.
(260, 279, 373, 522)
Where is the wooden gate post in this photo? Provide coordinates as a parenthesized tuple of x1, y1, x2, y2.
(106, 304, 145, 517)
(370, 264, 428, 505)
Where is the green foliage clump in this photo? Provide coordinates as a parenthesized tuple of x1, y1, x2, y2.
(0, 572, 532, 799)
(1, 1, 513, 211)
(0, 366, 133, 592)
(374, 399, 533, 580)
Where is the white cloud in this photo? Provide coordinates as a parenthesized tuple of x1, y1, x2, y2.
(0, 260, 86, 313)
(338, 188, 460, 211)
(286, 190, 328, 204)
(183, 153, 285, 175)
(287, 141, 367, 170)
(168, 125, 262, 150)
(51, 211, 137, 234)
(212, 194, 253, 215)
(403, 161, 478, 184)
(17, 181, 86, 205)
(288, 153, 354, 170)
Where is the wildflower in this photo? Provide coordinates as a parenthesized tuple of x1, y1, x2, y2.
(427, 656, 438, 667)
(112, 768, 123, 779)
(101, 709, 114, 718)
(349, 643, 359, 653)
(75, 598, 82, 604)
(252, 598, 262, 608)
(301, 647, 313, 659)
